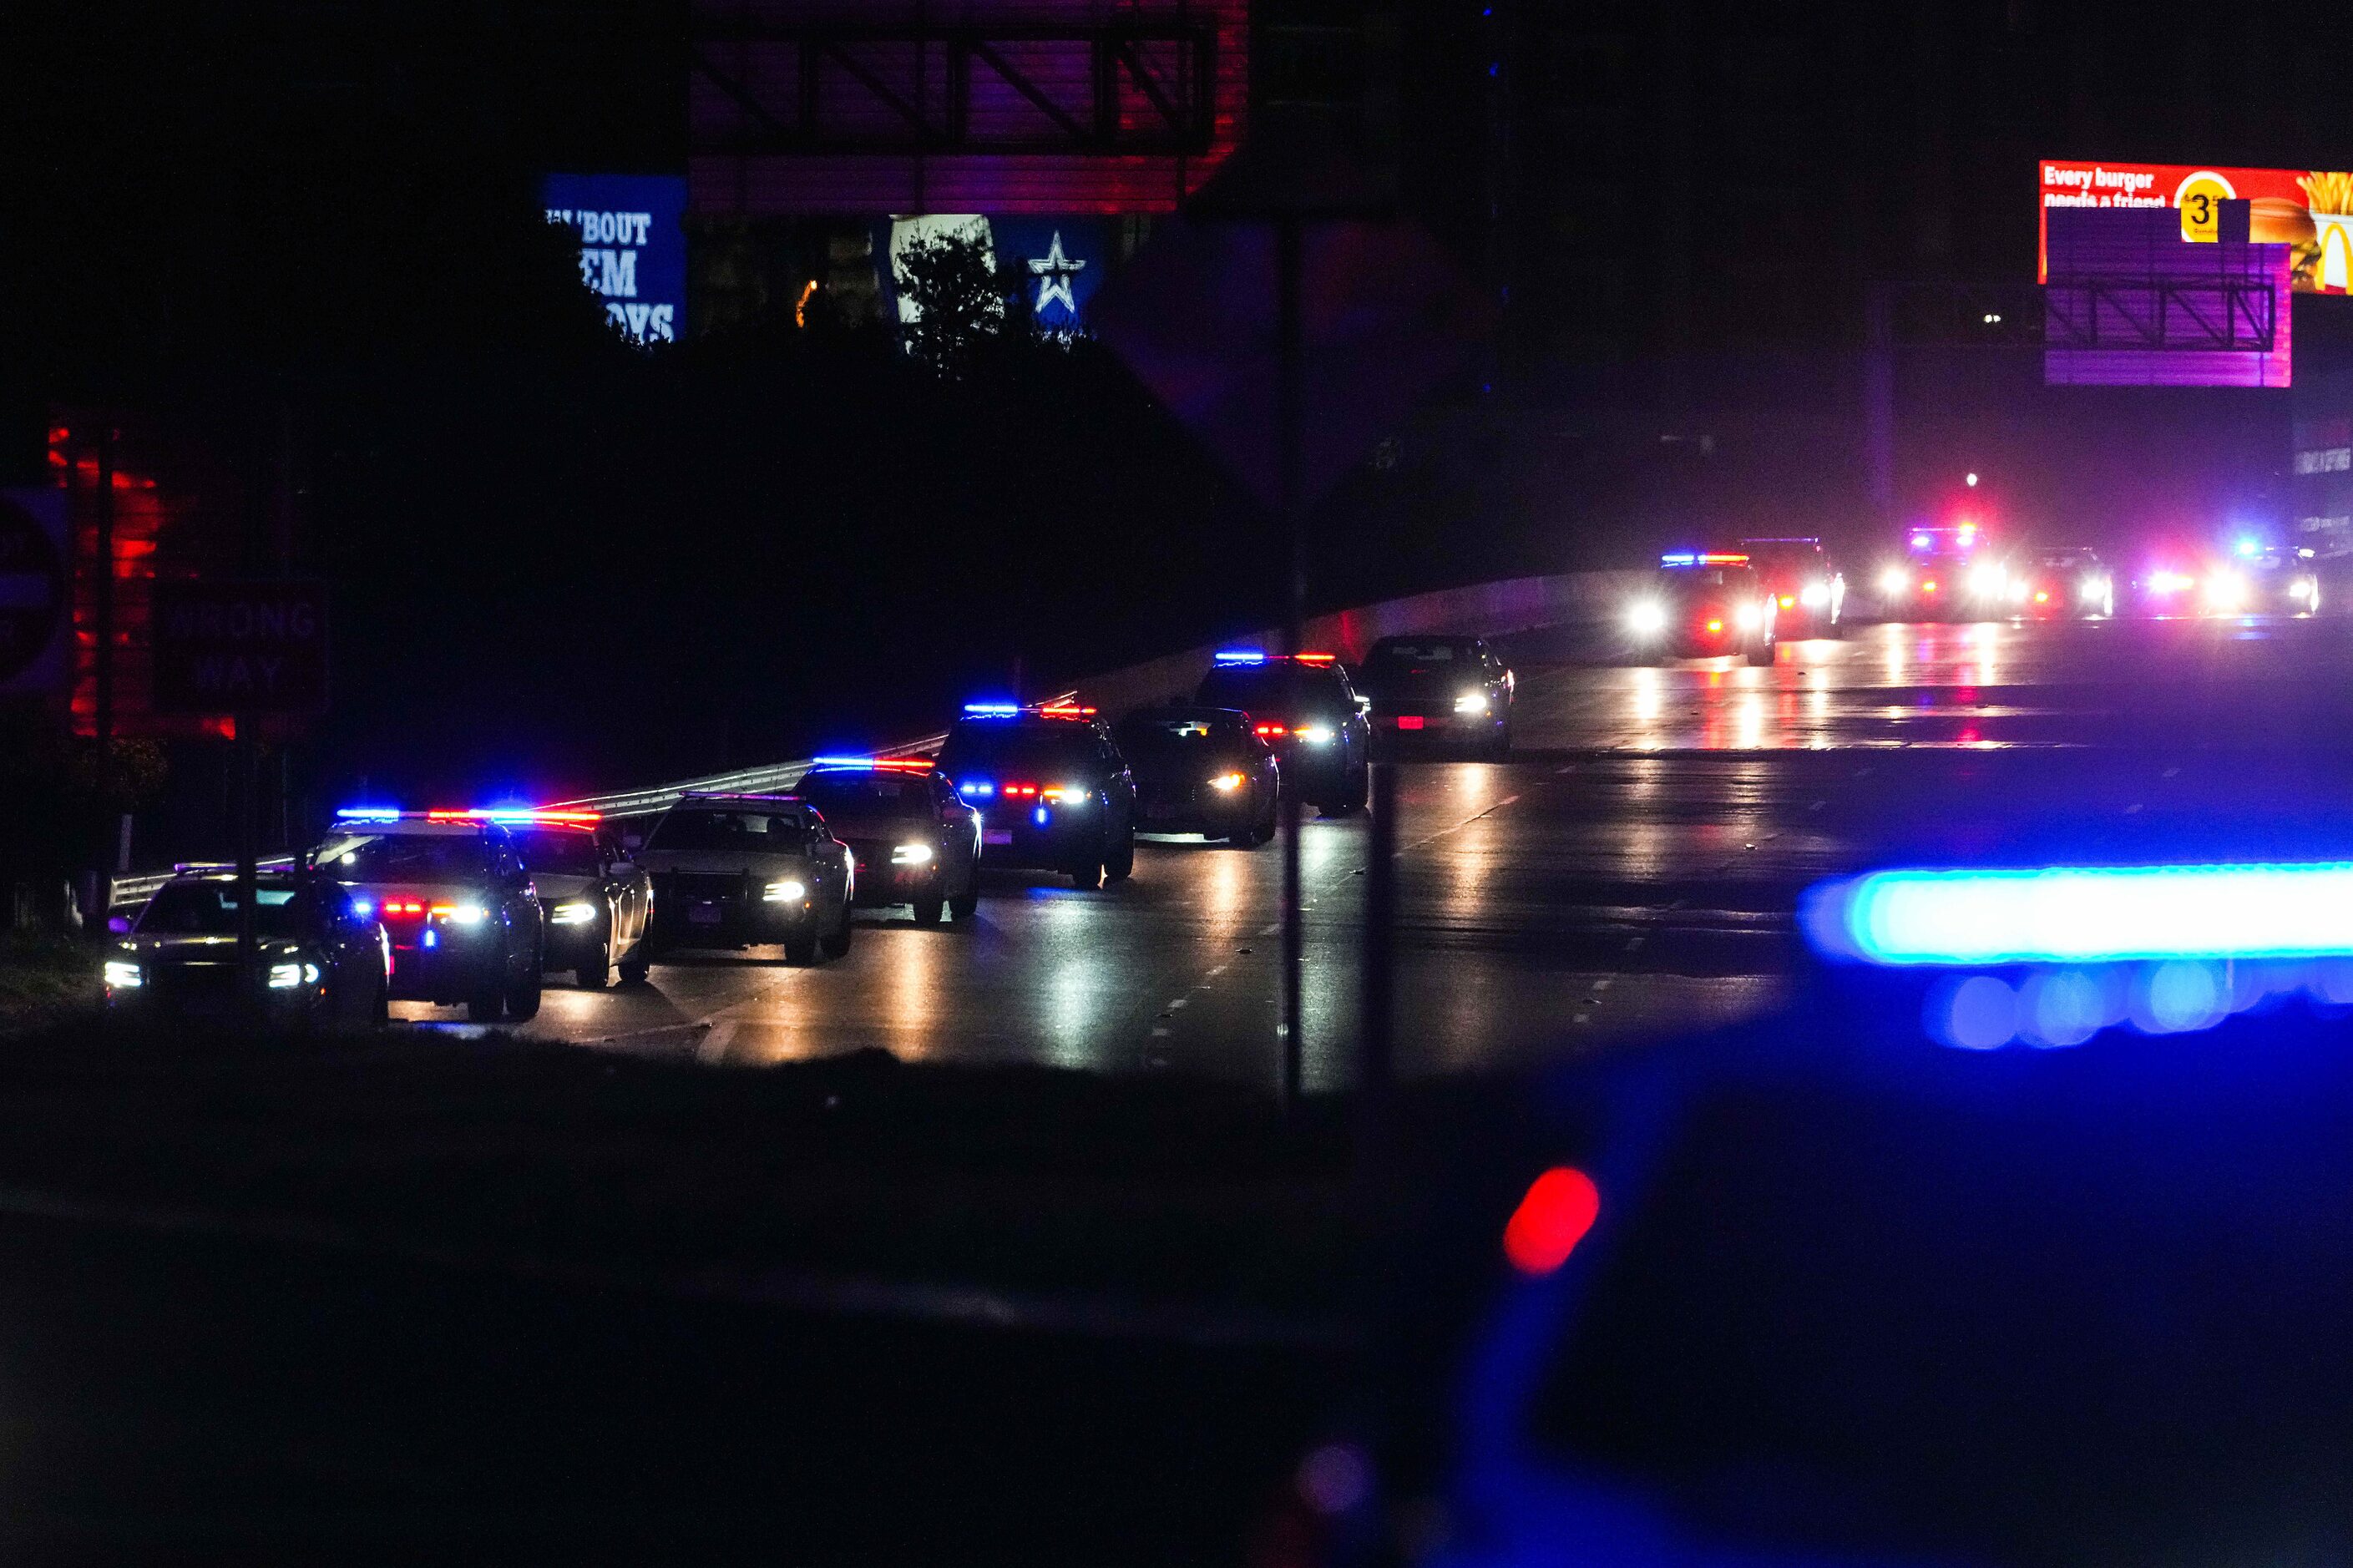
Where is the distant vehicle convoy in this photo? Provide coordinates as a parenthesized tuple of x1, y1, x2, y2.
(1618, 528, 2330, 660)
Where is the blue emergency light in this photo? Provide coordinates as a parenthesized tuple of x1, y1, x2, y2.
(962, 701, 1022, 717)
(1212, 649, 1267, 665)
(1807, 862, 2353, 967)
(334, 807, 402, 823)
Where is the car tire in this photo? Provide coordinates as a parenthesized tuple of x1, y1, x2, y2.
(1747, 635, 1775, 667)
(1488, 724, 1512, 761)
(506, 968, 542, 1023)
(371, 972, 391, 1027)
(1105, 828, 1135, 883)
(822, 898, 854, 957)
(617, 953, 651, 984)
(912, 893, 945, 925)
(467, 980, 505, 1023)
(577, 928, 611, 989)
(784, 930, 821, 965)
(948, 872, 980, 922)
(1070, 856, 1106, 890)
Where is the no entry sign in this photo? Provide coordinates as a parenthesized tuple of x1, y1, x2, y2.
(0, 488, 68, 696)
(152, 579, 329, 714)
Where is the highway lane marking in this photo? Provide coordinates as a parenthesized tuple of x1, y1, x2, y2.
(696, 1020, 738, 1064)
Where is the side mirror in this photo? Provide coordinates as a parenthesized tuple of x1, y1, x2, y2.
(107, 915, 132, 934)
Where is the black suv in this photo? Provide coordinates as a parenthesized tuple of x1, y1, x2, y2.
(1355, 635, 1516, 757)
(937, 704, 1138, 890)
(310, 812, 544, 1022)
(1113, 706, 1281, 846)
(1192, 654, 1371, 814)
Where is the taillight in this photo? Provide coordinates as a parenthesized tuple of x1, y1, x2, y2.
(999, 781, 1040, 798)
(1254, 723, 1288, 737)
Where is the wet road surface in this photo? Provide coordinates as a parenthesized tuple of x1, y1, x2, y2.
(406, 615, 2353, 1083)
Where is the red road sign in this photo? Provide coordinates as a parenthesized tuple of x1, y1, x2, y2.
(151, 579, 329, 715)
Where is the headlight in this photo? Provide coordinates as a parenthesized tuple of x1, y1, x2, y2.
(1969, 564, 2006, 598)
(763, 879, 807, 903)
(1625, 599, 1667, 635)
(2148, 569, 2194, 595)
(2290, 578, 2316, 601)
(1207, 772, 1245, 792)
(1295, 726, 1336, 745)
(891, 842, 935, 865)
(2204, 571, 2247, 610)
(1879, 567, 1910, 595)
(103, 959, 142, 989)
(1041, 785, 1090, 807)
(1799, 581, 1829, 608)
(266, 961, 308, 989)
(2080, 576, 2107, 601)
(1733, 604, 1761, 631)
(1454, 691, 1490, 714)
(440, 903, 488, 926)
(549, 899, 599, 924)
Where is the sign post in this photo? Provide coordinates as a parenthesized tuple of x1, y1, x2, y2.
(151, 579, 329, 1007)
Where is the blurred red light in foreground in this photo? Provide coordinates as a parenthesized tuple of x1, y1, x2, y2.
(1502, 1167, 1600, 1275)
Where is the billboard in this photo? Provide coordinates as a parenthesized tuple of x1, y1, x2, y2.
(2041, 160, 2353, 293)
(542, 174, 686, 343)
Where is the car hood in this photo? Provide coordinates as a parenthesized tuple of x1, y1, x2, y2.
(530, 872, 596, 900)
(124, 934, 305, 962)
(636, 848, 816, 877)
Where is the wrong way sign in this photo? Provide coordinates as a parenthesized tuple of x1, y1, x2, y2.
(0, 488, 68, 697)
(152, 579, 329, 715)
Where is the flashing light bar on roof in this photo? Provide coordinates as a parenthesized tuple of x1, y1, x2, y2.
(811, 756, 934, 771)
(1292, 652, 1338, 665)
(1035, 702, 1099, 718)
(335, 807, 402, 822)
(1805, 862, 2353, 966)
(963, 701, 1023, 716)
(1213, 650, 1266, 665)
(1660, 551, 1748, 567)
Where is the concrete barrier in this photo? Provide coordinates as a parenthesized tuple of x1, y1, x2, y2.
(114, 569, 1636, 894)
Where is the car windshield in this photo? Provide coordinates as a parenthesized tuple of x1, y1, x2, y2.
(796, 774, 934, 819)
(1368, 641, 1465, 664)
(511, 828, 603, 877)
(1194, 665, 1349, 714)
(938, 726, 1098, 780)
(313, 833, 494, 883)
(1115, 716, 1251, 756)
(137, 883, 309, 936)
(645, 808, 812, 852)
(1657, 566, 1737, 589)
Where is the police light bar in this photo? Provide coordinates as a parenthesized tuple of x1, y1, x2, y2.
(1212, 650, 1266, 665)
(1292, 652, 1338, 665)
(334, 807, 402, 823)
(810, 756, 934, 772)
(1805, 862, 2353, 966)
(962, 701, 1023, 716)
(1035, 702, 1099, 718)
(1660, 551, 1748, 567)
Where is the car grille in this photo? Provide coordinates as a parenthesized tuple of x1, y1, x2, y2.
(655, 871, 753, 906)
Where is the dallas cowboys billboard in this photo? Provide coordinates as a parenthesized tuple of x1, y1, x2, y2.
(882, 216, 1109, 337)
(542, 173, 687, 344)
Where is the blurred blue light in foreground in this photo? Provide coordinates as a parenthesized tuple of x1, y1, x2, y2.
(1808, 863, 2353, 966)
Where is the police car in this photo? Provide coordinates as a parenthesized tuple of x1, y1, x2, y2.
(502, 810, 655, 988)
(633, 792, 856, 964)
(311, 810, 546, 1022)
(796, 758, 983, 925)
(1192, 652, 1372, 814)
(104, 866, 390, 1027)
(1622, 552, 1779, 664)
(936, 702, 1138, 889)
